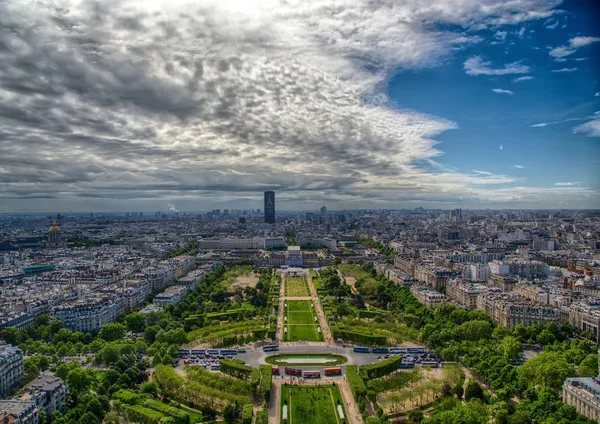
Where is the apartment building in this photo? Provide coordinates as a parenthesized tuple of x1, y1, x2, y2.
(121, 280, 151, 313)
(153, 286, 187, 308)
(563, 377, 600, 423)
(52, 297, 124, 332)
(410, 285, 447, 309)
(0, 341, 23, 398)
(476, 290, 561, 327)
(23, 374, 68, 421)
(569, 299, 600, 339)
(0, 401, 38, 424)
(446, 280, 488, 310)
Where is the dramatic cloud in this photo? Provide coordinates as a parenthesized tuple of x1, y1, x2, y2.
(549, 36, 600, 59)
(492, 89, 514, 95)
(0, 0, 595, 211)
(513, 76, 534, 82)
(464, 56, 530, 76)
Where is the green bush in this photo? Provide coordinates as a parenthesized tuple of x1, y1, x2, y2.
(219, 359, 253, 379)
(346, 365, 367, 399)
(112, 389, 140, 405)
(241, 404, 253, 424)
(360, 356, 402, 379)
(142, 400, 191, 424)
(332, 328, 387, 346)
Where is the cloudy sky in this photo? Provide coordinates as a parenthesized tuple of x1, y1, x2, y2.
(0, 0, 599, 212)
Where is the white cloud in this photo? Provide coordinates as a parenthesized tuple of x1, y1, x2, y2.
(554, 182, 580, 186)
(473, 169, 493, 176)
(516, 27, 526, 38)
(549, 36, 600, 59)
(0, 0, 596, 210)
(513, 165, 526, 169)
(551, 68, 578, 73)
(464, 56, 530, 76)
(544, 19, 559, 29)
(574, 116, 600, 138)
(492, 88, 514, 95)
(513, 76, 534, 82)
(494, 31, 507, 41)
(595, 92, 600, 97)
(499, 144, 504, 150)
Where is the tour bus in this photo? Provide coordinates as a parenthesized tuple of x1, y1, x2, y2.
(272, 366, 280, 376)
(207, 349, 220, 356)
(371, 347, 389, 354)
(191, 349, 205, 355)
(324, 367, 342, 376)
(353, 346, 370, 353)
(220, 349, 238, 356)
(263, 344, 279, 352)
(407, 347, 426, 354)
(389, 347, 407, 354)
(285, 367, 302, 376)
(178, 349, 190, 357)
(303, 371, 321, 379)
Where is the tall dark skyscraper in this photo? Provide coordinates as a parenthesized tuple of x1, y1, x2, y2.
(264, 191, 275, 223)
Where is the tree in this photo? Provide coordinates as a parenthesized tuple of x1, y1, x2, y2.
(500, 336, 522, 362)
(0, 327, 20, 345)
(408, 409, 424, 423)
(78, 411, 100, 424)
(508, 411, 532, 424)
(517, 352, 574, 391)
(125, 312, 146, 333)
(536, 330, 556, 346)
(66, 368, 92, 397)
(465, 380, 485, 401)
(98, 323, 127, 341)
(455, 384, 464, 399)
(223, 404, 239, 424)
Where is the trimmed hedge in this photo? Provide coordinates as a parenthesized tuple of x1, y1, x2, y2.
(359, 356, 402, 379)
(358, 310, 383, 319)
(206, 309, 244, 321)
(122, 404, 172, 424)
(242, 404, 253, 424)
(256, 409, 268, 424)
(142, 399, 191, 424)
(113, 389, 140, 405)
(219, 358, 253, 379)
(332, 327, 387, 346)
(346, 365, 367, 399)
(258, 365, 272, 402)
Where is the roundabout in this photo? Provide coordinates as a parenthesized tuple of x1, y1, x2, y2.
(265, 353, 348, 366)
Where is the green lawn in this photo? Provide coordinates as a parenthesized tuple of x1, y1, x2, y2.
(285, 277, 310, 296)
(286, 300, 313, 312)
(288, 311, 315, 325)
(286, 324, 321, 341)
(265, 354, 347, 366)
(281, 384, 346, 424)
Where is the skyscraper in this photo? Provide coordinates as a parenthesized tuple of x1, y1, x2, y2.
(264, 191, 275, 223)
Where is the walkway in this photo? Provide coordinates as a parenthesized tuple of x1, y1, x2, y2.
(306, 272, 333, 344)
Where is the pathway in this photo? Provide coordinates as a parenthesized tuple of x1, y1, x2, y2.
(306, 272, 333, 344)
(277, 272, 286, 343)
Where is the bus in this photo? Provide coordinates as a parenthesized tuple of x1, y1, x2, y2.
(263, 344, 279, 352)
(285, 367, 302, 376)
(178, 349, 190, 357)
(207, 349, 220, 356)
(220, 349, 238, 356)
(371, 347, 389, 354)
(353, 346, 369, 353)
(407, 347, 425, 354)
(303, 371, 321, 379)
(191, 349, 205, 355)
(389, 347, 407, 354)
(272, 366, 280, 376)
(324, 367, 342, 376)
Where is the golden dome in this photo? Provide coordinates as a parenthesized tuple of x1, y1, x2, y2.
(49, 218, 60, 232)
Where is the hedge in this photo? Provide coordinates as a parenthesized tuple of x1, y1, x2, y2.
(142, 399, 191, 424)
(358, 310, 383, 319)
(242, 404, 253, 424)
(219, 358, 253, 379)
(332, 328, 387, 346)
(206, 309, 244, 321)
(113, 389, 140, 405)
(255, 409, 268, 424)
(122, 404, 172, 424)
(359, 356, 402, 379)
(346, 365, 367, 399)
(258, 365, 272, 401)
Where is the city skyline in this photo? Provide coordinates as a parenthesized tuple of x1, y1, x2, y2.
(0, 0, 599, 213)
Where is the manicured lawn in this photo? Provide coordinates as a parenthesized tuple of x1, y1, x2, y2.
(288, 311, 315, 325)
(285, 276, 310, 297)
(287, 324, 321, 341)
(281, 384, 346, 424)
(286, 300, 313, 312)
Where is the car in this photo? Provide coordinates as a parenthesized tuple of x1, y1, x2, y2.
(377, 356, 381, 359)
(384, 355, 389, 359)
(183, 359, 189, 364)
(238, 348, 247, 353)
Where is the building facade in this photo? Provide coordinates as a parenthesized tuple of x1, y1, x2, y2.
(264, 191, 275, 224)
(52, 297, 124, 333)
(0, 342, 23, 398)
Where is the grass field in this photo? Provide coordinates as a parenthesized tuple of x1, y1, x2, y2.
(281, 385, 347, 424)
(284, 301, 321, 341)
(285, 276, 310, 297)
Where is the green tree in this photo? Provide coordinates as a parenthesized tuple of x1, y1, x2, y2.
(500, 336, 522, 362)
(465, 380, 485, 401)
(517, 352, 574, 391)
(125, 312, 146, 333)
(408, 409, 424, 423)
(66, 368, 92, 397)
(98, 323, 127, 341)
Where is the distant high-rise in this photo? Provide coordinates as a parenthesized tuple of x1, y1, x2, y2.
(264, 191, 275, 223)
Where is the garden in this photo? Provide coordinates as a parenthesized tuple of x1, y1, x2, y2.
(281, 384, 347, 424)
(265, 353, 347, 366)
(283, 300, 322, 342)
(285, 276, 311, 297)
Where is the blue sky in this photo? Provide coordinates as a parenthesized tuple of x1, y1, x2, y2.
(388, 1, 600, 193)
(0, 0, 599, 212)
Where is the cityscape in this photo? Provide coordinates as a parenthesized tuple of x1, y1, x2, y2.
(1, 1, 600, 424)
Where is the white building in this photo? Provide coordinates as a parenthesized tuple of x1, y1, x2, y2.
(0, 341, 23, 398)
(52, 297, 124, 333)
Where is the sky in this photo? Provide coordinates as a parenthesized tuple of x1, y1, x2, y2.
(0, 0, 599, 213)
